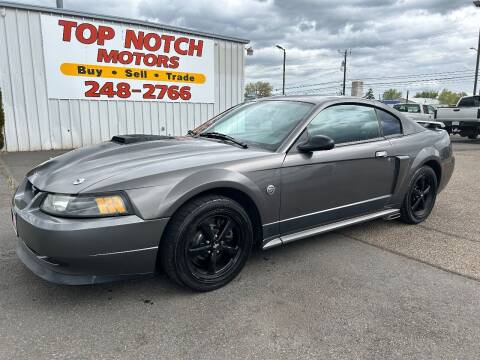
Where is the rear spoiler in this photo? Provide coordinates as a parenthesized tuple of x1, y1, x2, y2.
(415, 120, 445, 130)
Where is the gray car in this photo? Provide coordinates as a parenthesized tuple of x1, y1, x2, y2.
(12, 96, 455, 291)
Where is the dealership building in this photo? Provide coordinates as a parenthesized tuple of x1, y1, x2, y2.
(0, 2, 249, 152)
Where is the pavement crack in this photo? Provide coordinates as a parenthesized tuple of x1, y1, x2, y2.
(418, 224, 480, 245)
(0, 156, 18, 190)
(337, 230, 480, 283)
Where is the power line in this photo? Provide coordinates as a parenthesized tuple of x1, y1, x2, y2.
(288, 76, 475, 95)
(281, 69, 474, 91)
(283, 67, 342, 88)
(289, 75, 474, 93)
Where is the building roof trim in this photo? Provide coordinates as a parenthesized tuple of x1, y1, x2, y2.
(0, 1, 250, 44)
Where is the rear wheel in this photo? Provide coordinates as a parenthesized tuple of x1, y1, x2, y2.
(400, 166, 438, 224)
(160, 195, 253, 291)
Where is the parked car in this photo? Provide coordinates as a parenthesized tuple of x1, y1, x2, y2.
(12, 96, 455, 291)
(435, 96, 480, 139)
(393, 103, 436, 122)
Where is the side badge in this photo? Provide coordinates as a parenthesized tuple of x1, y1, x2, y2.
(73, 178, 85, 185)
(266, 184, 276, 195)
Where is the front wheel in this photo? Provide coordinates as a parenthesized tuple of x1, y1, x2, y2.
(400, 166, 438, 224)
(160, 195, 253, 291)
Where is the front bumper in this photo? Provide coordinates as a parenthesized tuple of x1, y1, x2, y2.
(12, 186, 169, 285)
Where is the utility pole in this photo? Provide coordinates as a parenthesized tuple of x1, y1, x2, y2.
(474, 1, 480, 95)
(276, 45, 286, 95)
(474, 29, 480, 95)
(342, 50, 347, 95)
(406, 90, 409, 103)
(340, 50, 351, 96)
(56, 0, 63, 8)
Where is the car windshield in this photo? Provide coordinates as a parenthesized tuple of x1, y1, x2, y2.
(201, 101, 314, 151)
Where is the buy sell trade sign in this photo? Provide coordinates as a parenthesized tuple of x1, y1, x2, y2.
(41, 15, 215, 103)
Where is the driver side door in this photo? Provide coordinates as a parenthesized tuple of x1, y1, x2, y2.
(279, 104, 397, 236)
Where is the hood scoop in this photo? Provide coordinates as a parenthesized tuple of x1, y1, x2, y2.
(111, 134, 174, 144)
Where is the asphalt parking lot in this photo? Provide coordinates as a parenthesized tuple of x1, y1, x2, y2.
(1, 137, 480, 359)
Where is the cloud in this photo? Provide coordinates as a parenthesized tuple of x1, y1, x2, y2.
(6, 0, 480, 96)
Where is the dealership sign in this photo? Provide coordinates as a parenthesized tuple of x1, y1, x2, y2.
(40, 15, 215, 103)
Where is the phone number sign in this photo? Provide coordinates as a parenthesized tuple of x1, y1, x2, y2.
(41, 15, 215, 103)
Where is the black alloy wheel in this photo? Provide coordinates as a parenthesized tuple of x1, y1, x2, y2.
(400, 166, 438, 224)
(160, 195, 253, 291)
(186, 214, 243, 281)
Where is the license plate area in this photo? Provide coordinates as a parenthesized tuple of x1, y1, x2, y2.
(452, 121, 460, 126)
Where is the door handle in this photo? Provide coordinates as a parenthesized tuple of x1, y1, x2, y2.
(375, 151, 388, 158)
(453, 109, 460, 112)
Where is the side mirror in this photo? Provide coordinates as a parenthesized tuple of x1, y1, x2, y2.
(297, 135, 335, 152)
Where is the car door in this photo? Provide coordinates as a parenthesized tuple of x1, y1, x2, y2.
(279, 104, 397, 236)
(427, 106, 436, 120)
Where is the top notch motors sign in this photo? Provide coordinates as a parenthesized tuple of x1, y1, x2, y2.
(41, 15, 215, 103)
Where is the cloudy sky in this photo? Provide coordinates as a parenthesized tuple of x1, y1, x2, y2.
(9, 0, 480, 98)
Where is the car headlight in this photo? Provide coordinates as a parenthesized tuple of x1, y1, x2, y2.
(40, 193, 131, 218)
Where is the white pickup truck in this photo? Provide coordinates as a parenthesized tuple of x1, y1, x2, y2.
(435, 96, 480, 139)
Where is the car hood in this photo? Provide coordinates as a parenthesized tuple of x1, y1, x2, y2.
(27, 138, 273, 194)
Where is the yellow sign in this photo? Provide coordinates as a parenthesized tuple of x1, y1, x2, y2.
(60, 63, 206, 84)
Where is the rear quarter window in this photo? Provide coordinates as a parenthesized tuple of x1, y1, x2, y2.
(376, 109, 402, 137)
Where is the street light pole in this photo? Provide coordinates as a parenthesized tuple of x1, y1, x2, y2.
(276, 45, 286, 95)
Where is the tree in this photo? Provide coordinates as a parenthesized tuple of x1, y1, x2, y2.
(364, 88, 375, 100)
(244, 81, 273, 99)
(438, 89, 468, 106)
(382, 88, 402, 100)
(414, 90, 438, 99)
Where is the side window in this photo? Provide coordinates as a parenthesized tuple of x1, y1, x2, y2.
(458, 97, 475, 107)
(376, 109, 402, 137)
(407, 104, 420, 113)
(428, 106, 436, 114)
(307, 105, 380, 144)
(422, 105, 429, 114)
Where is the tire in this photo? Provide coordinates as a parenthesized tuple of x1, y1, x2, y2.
(400, 166, 438, 224)
(159, 195, 253, 291)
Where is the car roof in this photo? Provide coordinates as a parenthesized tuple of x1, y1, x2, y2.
(255, 95, 390, 107)
(256, 95, 353, 105)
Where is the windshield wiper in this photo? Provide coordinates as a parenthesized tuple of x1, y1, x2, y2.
(199, 132, 248, 148)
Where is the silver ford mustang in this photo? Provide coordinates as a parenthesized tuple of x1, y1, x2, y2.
(12, 96, 454, 291)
